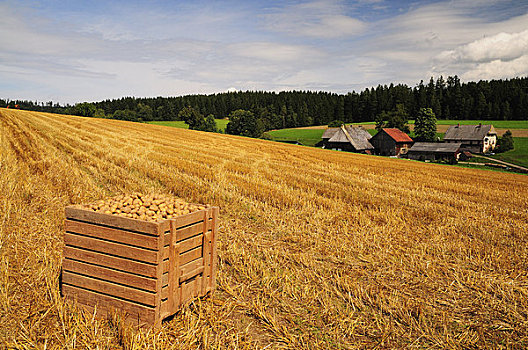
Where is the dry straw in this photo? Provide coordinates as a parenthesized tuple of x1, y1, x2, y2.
(1, 108, 528, 348)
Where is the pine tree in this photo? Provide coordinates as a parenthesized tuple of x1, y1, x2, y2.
(501, 101, 511, 120)
(476, 92, 487, 119)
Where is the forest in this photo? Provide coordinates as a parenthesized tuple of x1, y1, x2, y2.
(2, 76, 527, 131)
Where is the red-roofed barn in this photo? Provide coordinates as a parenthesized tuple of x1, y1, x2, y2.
(370, 128, 414, 156)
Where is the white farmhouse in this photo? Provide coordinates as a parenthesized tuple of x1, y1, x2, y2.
(443, 124, 497, 154)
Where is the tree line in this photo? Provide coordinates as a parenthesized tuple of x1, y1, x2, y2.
(2, 76, 527, 130)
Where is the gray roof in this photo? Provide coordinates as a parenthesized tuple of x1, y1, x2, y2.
(322, 127, 339, 139)
(409, 142, 462, 153)
(326, 125, 374, 150)
(443, 124, 496, 141)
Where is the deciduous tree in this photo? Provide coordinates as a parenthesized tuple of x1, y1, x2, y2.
(497, 130, 514, 153)
(74, 103, 96, 118)
(328, 120, 345, 127)
(179, 106, 205, 130)
(375, 104, 410, 133)
(414, 108, 437, 142)
(203, 114, 217, 132)
(226, 109, 264, 138)
(137, 103, 153, 122)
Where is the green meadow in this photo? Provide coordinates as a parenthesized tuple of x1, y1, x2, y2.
(489, 137, 528, 168)
(147, 119, 229, 132)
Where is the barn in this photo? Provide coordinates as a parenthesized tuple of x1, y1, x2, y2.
(369, 128, 414, 156)
(319, 125, 374, 153)
(407, 142, 462, 163)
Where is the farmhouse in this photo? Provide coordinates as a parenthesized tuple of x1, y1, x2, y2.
(443, 124, 497, 153)
(369, 128, 414, 156)
(407, 142, 462, 163)
(319, 125, 374, 153)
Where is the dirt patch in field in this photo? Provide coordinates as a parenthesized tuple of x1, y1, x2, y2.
(295, 125, 329, 130)
(492, 129, 528, 137)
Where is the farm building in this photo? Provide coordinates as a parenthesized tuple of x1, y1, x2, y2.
(407, 142, 462, 163)
(443, 124, 497, 153)
(319, 125, 374, 153)
(369, 128, 414, 156)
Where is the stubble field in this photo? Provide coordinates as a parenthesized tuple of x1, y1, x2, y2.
(1, 108, 528, 349)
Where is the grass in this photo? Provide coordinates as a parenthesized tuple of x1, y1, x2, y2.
(263, 128, 324, 146)
(453, 162, 513, 174)
(489, 137, 528, 168)
(430, 119, 528, 129)
(147, 120, 188, 128)
(147, 119, 229, 132)
(2, 108, 528, 348)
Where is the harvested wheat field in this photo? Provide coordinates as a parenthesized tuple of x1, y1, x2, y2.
(1, 108, 528, 349)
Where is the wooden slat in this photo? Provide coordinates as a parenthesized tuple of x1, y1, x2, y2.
(154, 223, 165, 327)
(181, 257, 204, 280)
(160, 300, 169, 319)
(168, 220, 181, 314)
(163, 220, 213, 245)
(64, 246, 157, 278)
(181, 276, 201, 305)
(62, 272, 157, 306)
(65, 220, 158, 250)
(170, 210, 207, 230)
(178, 234, 203, 254)
(160, 236, 204, 261)
(66, 206, 160, 235)
(63, 259, 157, 292)
(160, 277, 202, 310)
(158, 220, 170, 233)
(163, 253, 209, 274)
(210, 207, 219, 291)
(180, 246, 202, 266)
(63, 284, 155, 325)
(160, 289, 180, 319)
(201, 209, 211, 295)
(64, 233, 158, 264)
(162, 252, 209, 273)
(160, 258, 204, 286)
(180, 266, 204, 283)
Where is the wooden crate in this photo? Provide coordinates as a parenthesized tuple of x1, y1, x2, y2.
(61, 204, 219, 327)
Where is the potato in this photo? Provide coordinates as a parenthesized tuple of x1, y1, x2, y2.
(85, 193, 210, 222)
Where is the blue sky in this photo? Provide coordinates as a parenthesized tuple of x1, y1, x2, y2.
(1, 0, 527, 104)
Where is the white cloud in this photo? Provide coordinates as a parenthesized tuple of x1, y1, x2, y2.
(461, 55, 528, 81)
(362, 2, 528, 84)
(433, 29, 528, 81)
(437, 30, 528, 63)
(228, 42, 325, 63)
(261, 0, 366, 38)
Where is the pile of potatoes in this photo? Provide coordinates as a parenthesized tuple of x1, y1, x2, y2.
(85, 193, 208, 222)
